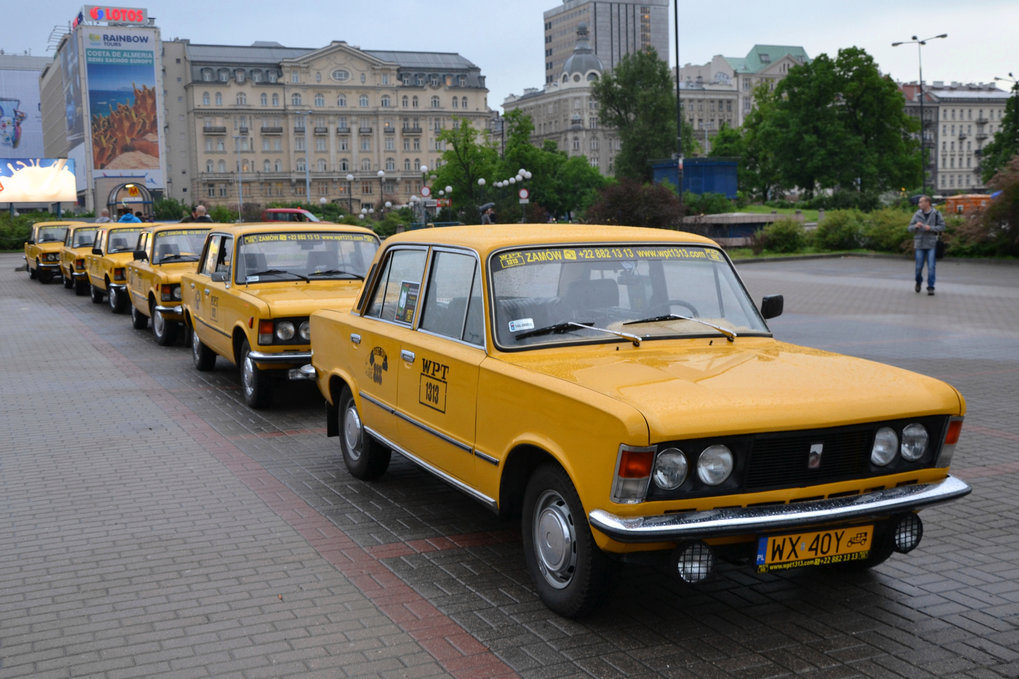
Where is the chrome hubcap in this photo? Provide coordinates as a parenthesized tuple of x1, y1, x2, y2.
(533, 490, 576, 589)
(342, 404, 363, 461)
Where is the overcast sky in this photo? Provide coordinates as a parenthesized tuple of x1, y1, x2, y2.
(3, 0, 1016, 107)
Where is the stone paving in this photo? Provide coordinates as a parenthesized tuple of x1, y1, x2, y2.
(1, 251, 1017, 678)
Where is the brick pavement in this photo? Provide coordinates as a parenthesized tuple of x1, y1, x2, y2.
(1, 251, 1017, 678)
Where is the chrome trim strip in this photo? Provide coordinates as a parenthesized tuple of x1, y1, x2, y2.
(474, 449, 500, 466)
(360, 392, 473, 454)
(365, 424, 497, 510)
(247, 350, 312, 363)
(109, 283, 127, 292)
(588, 475, 971, 543)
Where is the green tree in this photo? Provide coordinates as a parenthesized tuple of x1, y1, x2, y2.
(592, 48, 694, 182)
(752, 48, 918, 199)
(433, 117, 501, 220)
(584, 178, 683, 228)
(980, 81, 1019, 182)
(738, 84, 783, 200)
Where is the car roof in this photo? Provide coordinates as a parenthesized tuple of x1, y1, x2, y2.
(141, 223, 214, 233)
(384, 223, 718, 255)
(206, 222, 378, 237)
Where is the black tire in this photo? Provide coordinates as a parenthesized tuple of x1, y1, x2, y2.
(338, 386, 391, 480)
(151, 302, 178, 346)
(239, 338, 271, 409)
(108, 283, 127, 314)
(522, 463, 609, 617)
(37, 261, 53, 284)
(75, 278, 89, 296)
(190, 325, 216, 371)
(27, 259, 36, 279)
(130, 303, 148, 330)
(62, 269, 74, 289)
(90, 282, 104, 304)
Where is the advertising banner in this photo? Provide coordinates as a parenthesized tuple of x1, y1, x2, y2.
(0, 70, 44, 157)
(0, 158, 77, 203)
(83, 26, 163, 188)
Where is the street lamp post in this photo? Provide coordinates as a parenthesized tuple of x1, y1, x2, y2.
(295, 110, 312, 204)
(345, 173, 354, 214)
(892, 33, 947, 195)
(233, 134, 245, 221)
(377, 169, 385, 210)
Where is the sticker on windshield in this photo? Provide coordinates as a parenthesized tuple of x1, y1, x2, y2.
(508, 318, 535, 333)
(493, 245, 723, 271)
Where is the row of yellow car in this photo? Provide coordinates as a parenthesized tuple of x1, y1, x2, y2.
(24, 218, 971, 617)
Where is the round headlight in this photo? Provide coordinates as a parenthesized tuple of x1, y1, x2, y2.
(653, 448, 688, 490)
(171, 286, 182, 301)
(276, 321, 296, 341)
(871, 427, 898, 466)
(299, 320, 311, 342)
(697, 445, 733, 486)
(901, 423, 929, 461)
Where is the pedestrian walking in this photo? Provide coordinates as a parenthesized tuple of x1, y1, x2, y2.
(908, 195, 945, 296)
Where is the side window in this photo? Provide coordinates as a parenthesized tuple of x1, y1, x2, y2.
(420, 251, 482, 344)
(365, 248, 427, 324)
(217, 236, 233, 275)
(463, 261, 484, 345)
(199, 236, 221, 275)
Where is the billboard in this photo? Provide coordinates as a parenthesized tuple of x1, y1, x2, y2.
(0, 69, 44, 157)
(82, 26, 163, 188)
(0, 158, 77, 203)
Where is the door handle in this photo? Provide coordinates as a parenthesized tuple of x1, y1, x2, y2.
(203, 289, 210, 296)
(401, 350, 415, 363)
(350, 333, 361, 345)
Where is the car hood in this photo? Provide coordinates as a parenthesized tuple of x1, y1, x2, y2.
(235, 280, 363, 314)
(495, 337, 964, 438)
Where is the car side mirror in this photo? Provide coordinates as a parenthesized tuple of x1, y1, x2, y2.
(26, 239, 35, 245)
(92, 246, 103, 255)
(210, 271, 229, 283)
(761, 295, 784, 320)
(133, 250, 147, 261)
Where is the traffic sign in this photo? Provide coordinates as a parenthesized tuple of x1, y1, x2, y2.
(518, 188, 529, 199)
(421, 186, 431, 197)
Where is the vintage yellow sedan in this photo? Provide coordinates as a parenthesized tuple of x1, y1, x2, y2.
(308, 224, 971, 617)
(126, 224, 211, 345)
(25, 221, 80, 283)
(181, 222, 381, 409)
(59, 223, 100, 295)
(85, 223, 147, 312)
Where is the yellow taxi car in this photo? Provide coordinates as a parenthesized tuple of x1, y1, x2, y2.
(59, 223, 101, 295)
(25, 221, 79, 283)
(85, 223, 146, 312)
(126, 224, 211, 345)
(181, 222, 381, 409)
(308, 224, 971, 617)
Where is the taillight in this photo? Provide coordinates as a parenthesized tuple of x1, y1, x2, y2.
(611, 445, 654, 504)
(257, 320, 274, 345)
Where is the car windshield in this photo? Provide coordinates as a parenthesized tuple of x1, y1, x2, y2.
(107, 228, 144, 253)
(490, 243, 770, 348)
(236, 231, 379, 283)
(69, 228, 98, 247)
(37, 226, 68, 243)
(152, 229, 209, 264)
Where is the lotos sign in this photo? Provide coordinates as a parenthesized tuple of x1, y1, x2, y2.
(84, 5, 148, 24)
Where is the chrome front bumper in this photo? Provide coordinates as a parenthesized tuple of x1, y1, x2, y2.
(247, 349, 312, 364)
(588, 475, 971, 543)
(153, 303, 183, 315)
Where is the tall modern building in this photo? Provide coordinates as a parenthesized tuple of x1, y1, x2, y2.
(543, 0, 669, 87)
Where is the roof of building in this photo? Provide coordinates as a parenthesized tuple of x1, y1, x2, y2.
(184, 42, 478, 71)
(562, 24, 603, 76)
(726, 45, 809, 74)
(0, 54, 52, 70)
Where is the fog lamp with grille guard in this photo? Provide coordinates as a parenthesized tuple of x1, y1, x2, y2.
(892, 514, 923, 553)
(671, 541, 715, 584)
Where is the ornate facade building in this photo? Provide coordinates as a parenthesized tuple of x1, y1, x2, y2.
(164, 40, 491, 212)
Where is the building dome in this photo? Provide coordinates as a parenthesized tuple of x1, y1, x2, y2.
(562, 24, 603, 79)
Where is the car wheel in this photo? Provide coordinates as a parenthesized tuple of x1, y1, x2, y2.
(130, 303, 148, 330)
(62, 270, 74, 289)
(190, 325, 216, 371)
(338, 386, 391, 480)
(37, 261, 53, 284)
(150, 302, 178, 346)
(75, 278, 89, 296)
(239, 338, 271, 409)
(108, 283, 127, 314)
(522, 463, 609, 618)
(27, 259, 36, 279)
(90, 282, 104, 304)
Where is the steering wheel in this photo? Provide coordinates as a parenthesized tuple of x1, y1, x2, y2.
(649, 299, 699, 318)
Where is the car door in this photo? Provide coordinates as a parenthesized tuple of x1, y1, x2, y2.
(350, 246, 428, 452)
(395, 248, 485, 485)
(188, 233, 235, 359)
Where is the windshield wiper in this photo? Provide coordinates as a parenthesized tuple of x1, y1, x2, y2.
(158, 254, 199, 263)
(515, 320, 642, 346)
(623, 314, 736, 342)
(307, 269, 364, 280)
(246, 269, 309, 282)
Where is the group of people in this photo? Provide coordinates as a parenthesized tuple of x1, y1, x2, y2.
(94, 204, 213, 223)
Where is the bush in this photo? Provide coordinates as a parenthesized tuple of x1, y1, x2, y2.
(208, 205, 236, 223)
(861, 207, 912, 253)
(754, 218, 806, 254)
(813, 209, 865, 250)
(0, 213, 37, 250)
(153, 197, 188, 221)
(683, 192, 735, 215)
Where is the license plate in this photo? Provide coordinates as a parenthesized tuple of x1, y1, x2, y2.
(756, 525, 873, 573)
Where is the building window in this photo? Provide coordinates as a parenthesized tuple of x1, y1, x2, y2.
(215, 92, 222, 106)
(206, 160, 213, 172)
(202, 92, 210, 106)
(272, 93, 279, 107)
(206, 183, 215, 197)
(381, 95, 391, 107)
(315, 93, 325, 107)
(236, 93, 246, 105)
(340, 158, 349, 171)
(361, 159, 371, 171)
(291, 71, 299, 83)
(452, 97, 459, 109)
(217, 160, 226, 172)
(402, 95, 409, 107)
(431, 96, 440, 108)
(412, 96, 419, 108)
(359, 95, 369, 107)
(292, 93, 302, 106)
(260, 93, 267, 106)
(461, 96, 467, 109)
(296, 158, 306, 172)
